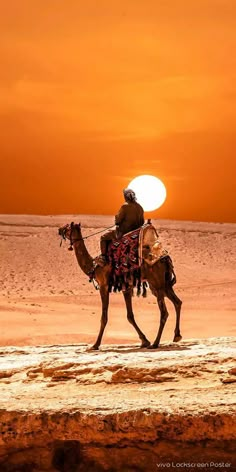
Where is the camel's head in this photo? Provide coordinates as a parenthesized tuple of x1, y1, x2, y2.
(58, 222, 81, 250)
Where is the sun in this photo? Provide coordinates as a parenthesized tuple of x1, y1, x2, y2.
(128, 175, 167, 211)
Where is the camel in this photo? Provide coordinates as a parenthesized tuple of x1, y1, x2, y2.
(59, 222, 182, 350)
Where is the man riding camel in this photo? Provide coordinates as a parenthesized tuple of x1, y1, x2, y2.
(99, 188, 176, 285)
(100, 188, 144, 262)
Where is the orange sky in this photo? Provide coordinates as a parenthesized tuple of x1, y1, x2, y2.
(0, 0, 235, 222)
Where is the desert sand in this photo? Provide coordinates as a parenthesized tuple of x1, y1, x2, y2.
(0, 214, 235, 346)
(0, 215, 236, 346)
(0, 215, 235, 471)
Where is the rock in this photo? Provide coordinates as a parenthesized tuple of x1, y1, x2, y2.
(228, 367, 236, 376)
(221, 377, 236, 384)
(0, 337, 235, 471)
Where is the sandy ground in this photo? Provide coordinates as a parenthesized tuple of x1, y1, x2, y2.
(0, 214, 235, 348)
(1, 337, 235, 413)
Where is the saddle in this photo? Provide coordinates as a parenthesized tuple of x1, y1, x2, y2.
(95, 222, 168, 269)
(139, 223, 169, 266)
(90, 222, 175, 293)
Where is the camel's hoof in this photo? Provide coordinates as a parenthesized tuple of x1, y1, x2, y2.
(147, 344, 159, 350)
(140, 340, 151, 348)
(88, 345, 99, 351)
(173, 335, 182, 343)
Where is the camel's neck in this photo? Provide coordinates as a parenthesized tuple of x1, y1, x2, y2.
(73, 236, 94, 276)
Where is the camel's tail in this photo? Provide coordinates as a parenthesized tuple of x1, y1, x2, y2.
(163, 255, 177, 286)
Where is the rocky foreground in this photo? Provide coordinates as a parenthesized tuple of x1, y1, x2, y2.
(0, 337, 235, 471)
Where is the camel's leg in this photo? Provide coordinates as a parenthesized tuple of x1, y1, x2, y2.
(149, 291, 169, 349)
(91, 285, 109, 350)
(123, 290, 150, 348)
(165, 286, 182, 342)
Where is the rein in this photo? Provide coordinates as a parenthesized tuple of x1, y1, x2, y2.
(60, 223, 115, 251)
(74, 225, 115, 241)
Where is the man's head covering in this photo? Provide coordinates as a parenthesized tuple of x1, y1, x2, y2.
(123, 188, 137, 202)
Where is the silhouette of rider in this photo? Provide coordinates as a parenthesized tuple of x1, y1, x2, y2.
(100, 188, 144, 260)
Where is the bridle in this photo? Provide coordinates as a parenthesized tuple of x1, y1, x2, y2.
(59, 222, 115, 251)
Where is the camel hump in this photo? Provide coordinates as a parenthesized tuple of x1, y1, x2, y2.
(139, 223, 168, 265)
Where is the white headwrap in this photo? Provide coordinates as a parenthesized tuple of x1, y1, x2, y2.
(123, 188, 137, 202)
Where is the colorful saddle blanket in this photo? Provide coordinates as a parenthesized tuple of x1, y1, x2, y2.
(107, 228, 141, 293)
(108, 229, 140, 275)
(90, 223, 171, 293)
(107, 223, 168, 293)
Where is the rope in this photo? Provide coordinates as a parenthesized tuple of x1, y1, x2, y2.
(60, 223, 116, 249)
(79, 224, 115, 241)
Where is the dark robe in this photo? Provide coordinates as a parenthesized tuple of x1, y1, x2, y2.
(115, 201, 144, 238)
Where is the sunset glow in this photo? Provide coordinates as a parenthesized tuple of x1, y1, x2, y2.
(0, 1, 235, 222)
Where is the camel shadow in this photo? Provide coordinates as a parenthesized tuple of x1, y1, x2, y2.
(84, 343, 192, 354)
